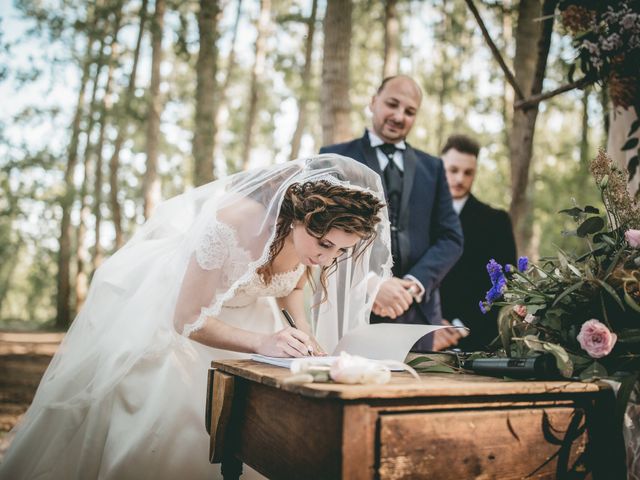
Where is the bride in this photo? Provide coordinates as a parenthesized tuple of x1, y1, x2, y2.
(0, 154, 392, 479)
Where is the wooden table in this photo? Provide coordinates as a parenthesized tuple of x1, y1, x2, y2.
(206, 360, 626, 479)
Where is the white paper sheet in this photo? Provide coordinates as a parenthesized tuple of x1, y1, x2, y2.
(251, 323, 460, 368)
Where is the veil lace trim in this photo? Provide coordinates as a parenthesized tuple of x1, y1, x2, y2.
(183, 219, 279, 337)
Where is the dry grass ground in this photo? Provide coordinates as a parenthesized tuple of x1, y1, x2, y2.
(0, 331, 63, 459)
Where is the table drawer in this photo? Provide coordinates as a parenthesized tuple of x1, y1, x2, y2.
(379, 407, 588, 480)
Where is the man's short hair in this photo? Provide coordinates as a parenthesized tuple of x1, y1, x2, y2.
(376, 75, 422, 98)
(377, 76, 395, 93)
(441, 134, 480, 157)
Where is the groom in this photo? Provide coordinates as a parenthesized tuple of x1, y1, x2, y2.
(320, 75, 463, 351)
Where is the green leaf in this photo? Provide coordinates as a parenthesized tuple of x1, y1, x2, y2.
(595, 278, 625, 311)
(617, 328, 640, 343)
(622, 137, 639, 151)
(624, 289, 640, 314)
(604, 247, 625, 277)
(629, 119, 640, 137)
(579, 361, 607, 380)
(577, 216, 605, 237)
(413, 364, 458, 374)
(542, 342, 573, 378)
(567, 263, 582, 277)
(521, 336, 573, 377)
(614, 373, 639, 431)
(551, 281, 585, 308)
(526, 304, 545, 315)
(498, 307, 514, 356)
(583, 205, 600, 214)
(558, 207, 583, 218)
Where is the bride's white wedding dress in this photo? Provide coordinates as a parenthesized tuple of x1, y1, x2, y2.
(0, 155, 392, 480)
(1, 246, 304, 479)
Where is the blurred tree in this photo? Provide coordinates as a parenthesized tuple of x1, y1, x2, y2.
(55, 3, 101, 328)
(241, 0, 271, 170)
(193, 0, 222, 186)
(213, 0, 242, 170)
(289, 0, 318, 161)
(75, 27, 109, 313)
(382, 0, 399, 78)
(92, 4, 123, 271)
(320, 0, 352, 145)
(143, 0, 166, 218)
(109, 0, 149, 248)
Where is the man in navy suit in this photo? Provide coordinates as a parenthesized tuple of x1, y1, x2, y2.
(439, 134, 517, 351)
(320, 75, 464, 351)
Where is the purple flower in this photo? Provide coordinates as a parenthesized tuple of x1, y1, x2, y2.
(486, 259, 504, 285)
(517, 256, 529, 272)
(505, 264, 513, 273)
(479, 301, 488, 314)
(485, 278, 506, 303)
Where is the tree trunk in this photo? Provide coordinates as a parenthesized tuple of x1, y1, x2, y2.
(241, 0, 270, 171)
(75, 32, 109, 312)
(501, 1, 513, 147)
(109, 0, 148, 249)
(92, 11, 121, 272)
(382, 0, 399, 79)
(435, 0, 451, 151)
(193, 0, 221, 186)
(143, 0, 166, 219)
(608, 106, 640, 198)
(320, 0, 353, 146)
(508, 0, 556, 256)
(289, 0, 318, 161)
(0, 242, 22, 315)
(213, 0, 242, 165)
(55, 16, 98, 328)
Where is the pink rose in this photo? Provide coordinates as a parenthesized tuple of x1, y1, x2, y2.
(577, 319, 617, 358)
(513, 305, 527, 317)
(625, 229, 640, 248)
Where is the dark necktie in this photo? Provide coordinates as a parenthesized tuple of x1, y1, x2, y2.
(378, 143, 403, 274)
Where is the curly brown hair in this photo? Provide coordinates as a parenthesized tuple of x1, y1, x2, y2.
(257, 180, 385, 298)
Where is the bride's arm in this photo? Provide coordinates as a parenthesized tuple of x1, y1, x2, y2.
(174, 255, 312, 357)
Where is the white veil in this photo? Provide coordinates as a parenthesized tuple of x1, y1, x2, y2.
(21, 154, 391, 414)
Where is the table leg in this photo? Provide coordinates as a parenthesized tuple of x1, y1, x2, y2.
(220, 455, 243, 480)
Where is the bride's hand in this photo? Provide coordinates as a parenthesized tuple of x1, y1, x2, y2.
(256, 327, 314, 357)
(309, 337, 328, 356)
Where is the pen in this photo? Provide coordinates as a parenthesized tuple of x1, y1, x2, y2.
(281, 309, 314, 356)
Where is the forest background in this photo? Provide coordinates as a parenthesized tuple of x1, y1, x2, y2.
(0, 0, 637, 330)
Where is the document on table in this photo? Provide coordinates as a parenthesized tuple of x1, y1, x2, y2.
(251, 323, 458, 369)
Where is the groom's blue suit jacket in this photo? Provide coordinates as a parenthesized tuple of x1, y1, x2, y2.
(320, 131, 463, 326)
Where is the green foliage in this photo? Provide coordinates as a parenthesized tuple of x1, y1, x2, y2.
(481, 154, 640, 381)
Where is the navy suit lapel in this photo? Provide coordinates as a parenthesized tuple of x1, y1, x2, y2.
(359, 132, 382, 176)
(399, 145, 417, 227)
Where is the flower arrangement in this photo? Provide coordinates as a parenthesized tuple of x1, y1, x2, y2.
(559, 0, 640, 110)
(480, 150, 640, 381)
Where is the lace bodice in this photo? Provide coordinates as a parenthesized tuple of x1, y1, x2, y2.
(222, 265, 305, 308)
(183, 220, 305, 336)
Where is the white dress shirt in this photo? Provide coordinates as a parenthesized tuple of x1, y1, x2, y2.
(368, 130, 407, 171)
(452, 195, 469, 215)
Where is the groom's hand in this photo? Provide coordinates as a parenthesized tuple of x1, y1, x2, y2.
(432, 320, 464, 351)
(372, 278, 414, 319)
